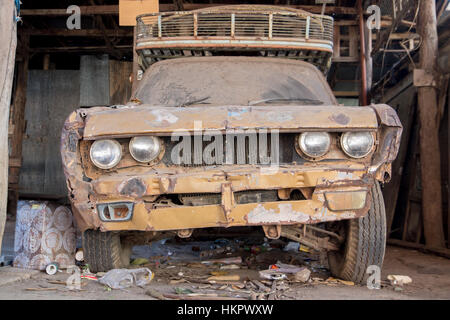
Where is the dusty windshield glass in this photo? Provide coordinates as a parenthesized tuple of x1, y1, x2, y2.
(134, 57, 336, 106)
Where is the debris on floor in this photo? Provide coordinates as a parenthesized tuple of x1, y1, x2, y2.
(12, 230, 358, 299)
(293, 267, 311, 283)
(99, 268, 153, 289)
(131, 257, 150, 266)
(387, 275, 413, 287)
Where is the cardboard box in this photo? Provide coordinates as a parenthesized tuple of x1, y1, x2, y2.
(119, 0, 159, 26)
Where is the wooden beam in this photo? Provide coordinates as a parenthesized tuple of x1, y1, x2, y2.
(358, 0, 368, 106)
(416, 0, 445, 248)
(24, 28, 133, 37)
(21, 5, 119, 16)
(30, 45, 132, 53)
(333, 91, 359, 97)
(387, 239, 450, 259)
(8, 34, 29, 217)
(20, 4, 357, 16)
(0, 0, 17, 254)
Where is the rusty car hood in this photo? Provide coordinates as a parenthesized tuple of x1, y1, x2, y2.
(82, 104, 379, 139)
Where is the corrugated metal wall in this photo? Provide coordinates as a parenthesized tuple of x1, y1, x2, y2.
(19, 57, 132, 198)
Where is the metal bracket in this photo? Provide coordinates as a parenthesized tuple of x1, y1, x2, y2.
(221, 183, 235, 223)
(262, 225, 281, 240)
(281, 225, 340, 251)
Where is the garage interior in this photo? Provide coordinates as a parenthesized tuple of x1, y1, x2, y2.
(0, 0, 449, 300)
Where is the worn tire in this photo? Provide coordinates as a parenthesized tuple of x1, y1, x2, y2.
(328, 182, 386, 284)
(82, 230, 132, 272)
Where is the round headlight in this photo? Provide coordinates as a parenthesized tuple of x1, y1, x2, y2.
(129, 136, 162, 163)
(341, 132, 374, 158)
(298, 132, 331, 158)
(90, 139, 122, 169)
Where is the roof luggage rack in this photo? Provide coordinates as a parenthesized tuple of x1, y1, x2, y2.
(135, 5, 334, 74)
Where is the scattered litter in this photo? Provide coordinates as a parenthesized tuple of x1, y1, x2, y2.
(299, 245, 310, 253)
(325, 277, 355, 286)
(131, 258, 149, 266)
(75, 249, 84, 262)
(251, 279, 271, 292)
(200, 246, 233, 259)
(175, 287, 194, 295)
(169, 279, 189, 285)
(47, 280, 67, 285)
(220, 264, 240, 270)
(80, 274, 98, 281)
(210, 270, 228, 276)
(387, 275, 412, 286)
(293, 267, 311, 283)
(45, 263, 59, 275)
(146, 288, 168, 300)
(207, 275, 240, 282)
(270, 262, 304, 274)
(283, 242, 300, 252)
(26, 287, 59, 291)
(99, 268, 153, 289)
(201, 257, 242, 265)
(259, 269, 287, 280)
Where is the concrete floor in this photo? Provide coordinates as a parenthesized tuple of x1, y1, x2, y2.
(0, 220, 449, 300)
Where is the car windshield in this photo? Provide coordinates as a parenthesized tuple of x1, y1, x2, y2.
(134, 57, 336, 106)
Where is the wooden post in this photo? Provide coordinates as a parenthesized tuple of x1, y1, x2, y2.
(0, 0, 17, 254)
(358, 0, 368, 106)
(415, 0, 445, 248)
(132, 26, 139, 95)
(8, 34, 29, 218)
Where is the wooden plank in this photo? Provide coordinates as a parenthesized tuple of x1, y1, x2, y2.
(8, 34, 29, 216)
(21, 5, 120, 16)
(416, 0, 445, 248)
(387, 239, 450, 259)
(19, 70, 80, 197)
(119, 0, 159, 26)
(333, 91, 359, 97)
(80, 55, 110, 106)
(382, 83, 417, 236)
(21, 4, 358, 17)
(109, 60, 133, 105)
(25, 29, 133, 37)
(0, 0, 17, 253)
(30, 45, 132, 53)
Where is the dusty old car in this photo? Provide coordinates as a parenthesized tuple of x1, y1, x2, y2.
(61, 5, 402, 283)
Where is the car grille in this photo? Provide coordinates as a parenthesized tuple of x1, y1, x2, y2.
(161, 133, 302, 166)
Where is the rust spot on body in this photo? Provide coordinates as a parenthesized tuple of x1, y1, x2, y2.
(119, 178, 147, 198)
(330, 113, 350, 125)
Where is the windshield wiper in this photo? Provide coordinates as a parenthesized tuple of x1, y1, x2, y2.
(248, 98, 324, 106)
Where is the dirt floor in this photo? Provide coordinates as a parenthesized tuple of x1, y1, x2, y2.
(0, 221, 449, 300)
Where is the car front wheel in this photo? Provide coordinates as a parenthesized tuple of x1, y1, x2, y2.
(82, 230, 132, 272)
(327, 182, 386, 284)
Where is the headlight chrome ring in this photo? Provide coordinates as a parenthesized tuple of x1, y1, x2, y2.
(90, 139, 122, 169)
(297, 132, 331, 159)
(129, 136, 163, 163)
(340, 132, 375, 159)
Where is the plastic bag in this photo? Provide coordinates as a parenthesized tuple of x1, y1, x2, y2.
(99, 268, 153, 289)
